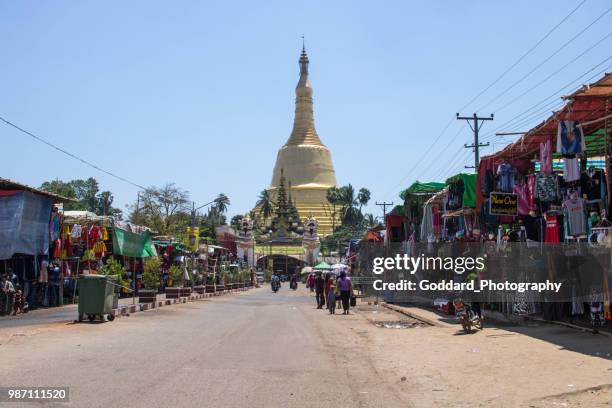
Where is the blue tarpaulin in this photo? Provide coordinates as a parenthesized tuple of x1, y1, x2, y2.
(0, 191, 53, 260)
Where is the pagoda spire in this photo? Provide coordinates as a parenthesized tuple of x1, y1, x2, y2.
(285, 43, 324, 147)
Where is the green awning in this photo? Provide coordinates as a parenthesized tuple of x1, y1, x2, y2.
(113, 227, 156, 258)
(446, 173, 477, 208)
(399, 181, 446, 199)
(313, 262, 331, 270)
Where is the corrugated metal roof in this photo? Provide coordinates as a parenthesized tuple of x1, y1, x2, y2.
(0, 177, 76, 202)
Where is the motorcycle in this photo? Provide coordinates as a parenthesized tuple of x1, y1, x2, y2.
(271, 280, 280, 293)
(453, 299, 483, 334)
(290, 280, 297, 290)
(591, 300, 605, 332)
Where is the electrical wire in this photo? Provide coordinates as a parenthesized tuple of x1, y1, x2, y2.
(475, 6, 611, 112)
(479, 60, 612, 141)
(0, 116, 148, 191)
(492, 34, 612, 114)
(456, 0, 587, 114)
(384, 0, 589, 198)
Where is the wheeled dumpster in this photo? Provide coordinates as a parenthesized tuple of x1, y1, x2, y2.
(77, 275, 118, 322)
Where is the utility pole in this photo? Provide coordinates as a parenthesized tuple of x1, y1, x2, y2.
(375, 201, 393, 226)
(456, 113, 494, 170)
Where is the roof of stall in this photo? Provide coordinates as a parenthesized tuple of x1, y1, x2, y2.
(399, 181, 446, 199)
(0, 177, 76, 202)
(482, 72, 612, 162)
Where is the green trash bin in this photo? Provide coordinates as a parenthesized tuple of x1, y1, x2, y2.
(77, 275, 118, 322)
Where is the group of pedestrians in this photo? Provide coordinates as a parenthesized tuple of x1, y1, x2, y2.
(1, 271, 25, 316)
(309, 271, 353, 315)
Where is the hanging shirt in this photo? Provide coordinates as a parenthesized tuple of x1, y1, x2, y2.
(557, 121, 586, 155)
(71, 224, 81, 239)
(513, 184, 531, 216)
(536, 173, 559, 202)
(540, 140, 552, 174)
(563, 197, 586, 236)
(580, 170, 604, 200)
(563, 157, 580, 182)
(497, 163, 516, 193)
(544, 214, 560, 243)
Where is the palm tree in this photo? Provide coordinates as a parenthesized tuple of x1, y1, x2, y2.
(326, 187, 341, 233)
(256, 189, 274, 227)
(214, 193, 230, 214)
(357, 188, 371, 211)
(363, 213, 381, 229)
(338, 185, 359, 225)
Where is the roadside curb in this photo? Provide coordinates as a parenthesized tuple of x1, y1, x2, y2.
(112, 287, 251, 318)
(382, 303, 448, 327)
(524, 316, 612, 338)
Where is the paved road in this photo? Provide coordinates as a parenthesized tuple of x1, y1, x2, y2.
(1, 285, 408, 408)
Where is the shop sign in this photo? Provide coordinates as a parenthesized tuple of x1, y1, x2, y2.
(489, 192, 518, 216)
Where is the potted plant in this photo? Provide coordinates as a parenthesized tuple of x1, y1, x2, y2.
(99, 256, 127, 307)
(139, 257, 161, 304)
(165, 265, 183, 299)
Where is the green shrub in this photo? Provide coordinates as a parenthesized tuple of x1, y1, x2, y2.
(169, 265, 183, 288)
(142, 257, 161, 290)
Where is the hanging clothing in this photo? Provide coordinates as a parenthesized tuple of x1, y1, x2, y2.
(536, 173, 559, 202)
(544, 214, 560, 243)
(513, 184, 534, 216)
(70, 224, 81, 239)
(526, 174, 536, 211)
(563, 157, 580, 182)
(562, 197, 586, 236)
(580, 169, 605, 200)
(540, 140, 552, 174)
(557, 121, 586, 155)
(497, 163, 516, 193)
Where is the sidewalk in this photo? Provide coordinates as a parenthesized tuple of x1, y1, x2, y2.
(0, 288, 251, 330)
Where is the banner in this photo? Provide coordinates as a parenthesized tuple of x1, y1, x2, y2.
(489, 192, 518, 216)
(112, 227, 156, 258)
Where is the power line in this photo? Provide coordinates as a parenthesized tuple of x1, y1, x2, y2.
(479, 59, 612, 140)
(492, 34, 612, 114)
(384, 1, 589, 198)
(456, 0, 587, 113)
(382, 116, 455, 198)
(475, 6, 612, 112)
(0, 115, 147, 191)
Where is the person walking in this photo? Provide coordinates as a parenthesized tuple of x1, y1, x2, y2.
(314, 273, 325, 309)
(327, 277, 336, 314)
(1, 274, 15, 316)
(307, 274, 315, 292)
(337, 271, 352, 315)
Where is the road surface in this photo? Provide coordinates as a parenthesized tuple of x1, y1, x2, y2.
(1, 285, 409, 407)
(2, 285, 612, 407)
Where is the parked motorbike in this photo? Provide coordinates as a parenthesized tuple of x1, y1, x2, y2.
(453, 298, 482, 334)
(590, 300, 605, 332)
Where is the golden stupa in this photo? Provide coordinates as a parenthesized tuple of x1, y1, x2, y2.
(268, 46, 338, 236)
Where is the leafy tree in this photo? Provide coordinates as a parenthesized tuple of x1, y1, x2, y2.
(40, 177, 121, 217)
(128, 183, 190, 236)
(230, 214, 244, 231)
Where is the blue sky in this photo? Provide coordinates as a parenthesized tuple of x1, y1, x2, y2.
(1, 0, 610, 219)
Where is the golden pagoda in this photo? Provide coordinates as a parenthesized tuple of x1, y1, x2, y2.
(267, 45, 339, 236)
